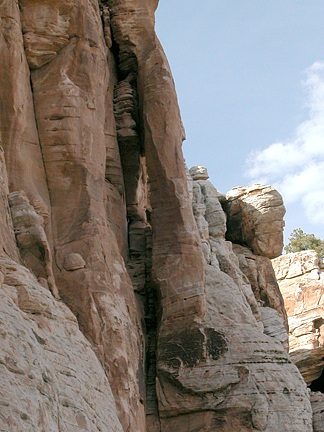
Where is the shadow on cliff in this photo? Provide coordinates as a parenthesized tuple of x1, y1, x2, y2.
(310, 367, 324, 392)
(288, 346, 324, 393)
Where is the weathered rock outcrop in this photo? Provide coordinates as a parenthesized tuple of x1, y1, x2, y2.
(272, 250, 324, 432)
(17, 2, 146, 430)
(174, 167, 309, 431)
(0, 0, 51, 227)
(311, 392, 324, 432)
(0, 150, 122, 431)
(224, 184, 286, 259)
(0, 1, 315, 431)
(232, 244, 288, 334)
(273, 251, 324, 385)
(8, 190, 60, 300)
(223, 183, 289, 347)
(0, 257, 124, 432)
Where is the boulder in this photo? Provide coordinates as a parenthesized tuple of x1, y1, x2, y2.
(224, 184, 286, 259)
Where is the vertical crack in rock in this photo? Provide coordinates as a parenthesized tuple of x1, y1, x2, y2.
(143, 224, 161, 423)
(16, 1, 146, 431)
(113, 78, 146, 224)
(100, 2, 113, 49)
(109, 7, 160, 424)
(107, 3, 207, 430)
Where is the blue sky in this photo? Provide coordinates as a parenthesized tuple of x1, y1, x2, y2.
(155, 1, 324, 244)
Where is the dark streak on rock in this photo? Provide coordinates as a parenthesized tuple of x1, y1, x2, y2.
(159, 327, 205, 369)
(205, 328, 228, 361)
(32, 329, 46, 345)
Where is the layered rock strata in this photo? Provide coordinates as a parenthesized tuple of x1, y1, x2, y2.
(0, 151, 123, 431)
(311, 392, 324, 432)
(175, 167, 310, 431)
(0, 257, 124, 432)
(273, 251, 324, 385)
(0, 1, 315, 431)
(224, 184, 286, 259)
(223, 183, 288, 344)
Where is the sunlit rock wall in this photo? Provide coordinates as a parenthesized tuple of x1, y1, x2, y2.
(0, 1, 314, 431)
(273, 251, 324, 385)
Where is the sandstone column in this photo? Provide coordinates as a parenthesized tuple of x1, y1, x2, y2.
(0, 0, 51, 223)
(18, 1, 145, 430)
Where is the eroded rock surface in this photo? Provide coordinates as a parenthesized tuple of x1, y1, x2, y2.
(0, 150, 122, 432)
(0, 1, 315, 431)
(232, 243, 289, 337)
(0, 0, 51, 225)
(225, 184, 286, 259)
(0, 257, 123, 432)
(9, 190, 60, 299)
(273, 251, 324, 385)
(311, 392, 324, 432)
(169, 167, 311, 432)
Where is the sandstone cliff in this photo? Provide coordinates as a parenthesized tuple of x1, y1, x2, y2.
(273, 251, 324, 431)
(273, 250, 324, 385)
(0, 1, 314, 431)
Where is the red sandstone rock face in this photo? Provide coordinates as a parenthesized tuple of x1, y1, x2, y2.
(273, 251, 324, 385)
(273, 252, 324, 430)
(0, 0, 51, 223)
(2, 1, 145, 430)
(0, 1, 314, 431)
(0, 149, 122, 431)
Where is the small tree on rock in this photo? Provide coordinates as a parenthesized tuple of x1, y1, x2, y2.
(284, 228, 324, 260)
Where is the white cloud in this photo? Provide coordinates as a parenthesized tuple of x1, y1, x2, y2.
(303, 190, 324, 224)
(246, 61, 324, 225)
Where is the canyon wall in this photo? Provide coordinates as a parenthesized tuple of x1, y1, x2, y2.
(273, 251, 324, 431)
(273, 250, 324, 385)
(0, 1, 314, 431)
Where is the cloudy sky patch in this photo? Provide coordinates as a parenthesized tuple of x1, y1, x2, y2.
(157, 2, 324, 239)
(246, 61, 324, 226)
